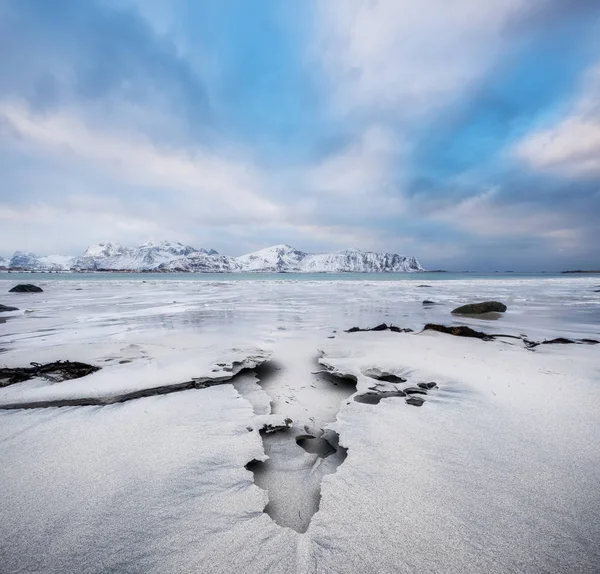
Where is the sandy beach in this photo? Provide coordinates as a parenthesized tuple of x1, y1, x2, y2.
(1, 275, 599, 573)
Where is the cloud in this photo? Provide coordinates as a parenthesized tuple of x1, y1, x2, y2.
(515, 64, 600, 177)
(1, 0, 599, 270)
(0, 99, 408, 255)
(428, 189, 585, 248)
(0, 100, 279, 221)
(312, 0, 543, 118)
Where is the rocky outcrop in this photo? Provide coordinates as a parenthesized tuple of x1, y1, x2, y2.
(452, 301, 507, 314)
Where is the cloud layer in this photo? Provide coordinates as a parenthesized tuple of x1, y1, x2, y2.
(1, 0, 599, 269)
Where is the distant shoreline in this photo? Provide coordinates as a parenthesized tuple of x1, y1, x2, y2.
(561, 270, 600, 274)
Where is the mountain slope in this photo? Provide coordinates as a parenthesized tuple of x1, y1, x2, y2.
(301, 249, 422, 272)
(8, 251, 73, 271)
(235, 244, 307, 272)
(234, 245, 423, 272)
(160, 252, 241, 272)
(71, 241, 203, 271)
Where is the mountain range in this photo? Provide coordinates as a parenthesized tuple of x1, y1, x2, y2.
(0, 242, 423, 273)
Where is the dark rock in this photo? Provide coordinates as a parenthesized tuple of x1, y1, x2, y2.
(371, 374, 406, 383)
(354, 390, 406, 404)
(423, 323, 492, 340)
(9, 284, 43, 293)
(346, 323, 413, 333)
(0, 360, 100, 387)
(260, 417, 293, 434)
(422, 300, 437, 306)
(0, 304, 19, 313)
(404, 387, 428, 395)
(418, 382, 437, 389)
(525, 336, 600, 349)
(452, 301, 507, 314)
(418, 285, 432, 288)
(542, 337, 574, 345)
(405, 396, 425, 407)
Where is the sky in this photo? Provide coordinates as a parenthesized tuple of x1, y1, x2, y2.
(0, 0, 599, 270)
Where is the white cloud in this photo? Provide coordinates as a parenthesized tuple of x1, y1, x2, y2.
(429, 189, 585, 250)
(304, 125, 406, 209)
(515, 64, 600, 177)
(313, 0, 539, 117)
(0, 100, 410, 255)
(0, 100, 280, 220)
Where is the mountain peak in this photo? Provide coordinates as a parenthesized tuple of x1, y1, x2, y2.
(2, 241, 422, 273)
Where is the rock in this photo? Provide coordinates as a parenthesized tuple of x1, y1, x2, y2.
(354, 390, 407, 404)
(422, 300, 437, 306)
(9, 284, 43, 293)
(0, 361, 99, 387)
(405, 396, 425, 407)
(346, 323, 413, 333)
(362, 368, 406, 383)
(423, 323, 492, 340)
(418, 382, 437, 389)
(404, 387, 428, 395)
(0, 304, 19, 313)
(542, 337, 575, 345)
(452, 301, 507, 314)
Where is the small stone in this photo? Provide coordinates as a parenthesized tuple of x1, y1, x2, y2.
(406, 396, 425, 407)
(418, 382, 437, 389)
(404, 387, 428, 395)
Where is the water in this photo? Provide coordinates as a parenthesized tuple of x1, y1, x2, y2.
(1, 270, 594, 281)
(2, 273, 598, 348)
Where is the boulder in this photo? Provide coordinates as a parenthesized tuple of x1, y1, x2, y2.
(0, 304, 19, 312)
(422, 300, 437, 306)
(9, 284, 43, 293)
(452, 301, 506, 314)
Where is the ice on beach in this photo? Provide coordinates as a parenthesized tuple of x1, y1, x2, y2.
(1, 276, 599, 572)
(0, 334, 270, 407)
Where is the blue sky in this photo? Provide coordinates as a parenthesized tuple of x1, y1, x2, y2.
(1, 0, 599, 270)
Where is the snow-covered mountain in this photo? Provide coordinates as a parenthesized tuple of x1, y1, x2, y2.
(0, 242, 423, 272)
(301, 249, 422, 273)
(71, 241, 202, 271)
(7, 251, 73, 271)
(235, 244, 307, 272)
(234, 245, 423, 273)
(0, 255, 8, 268)
(160, 252, 241, 273)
